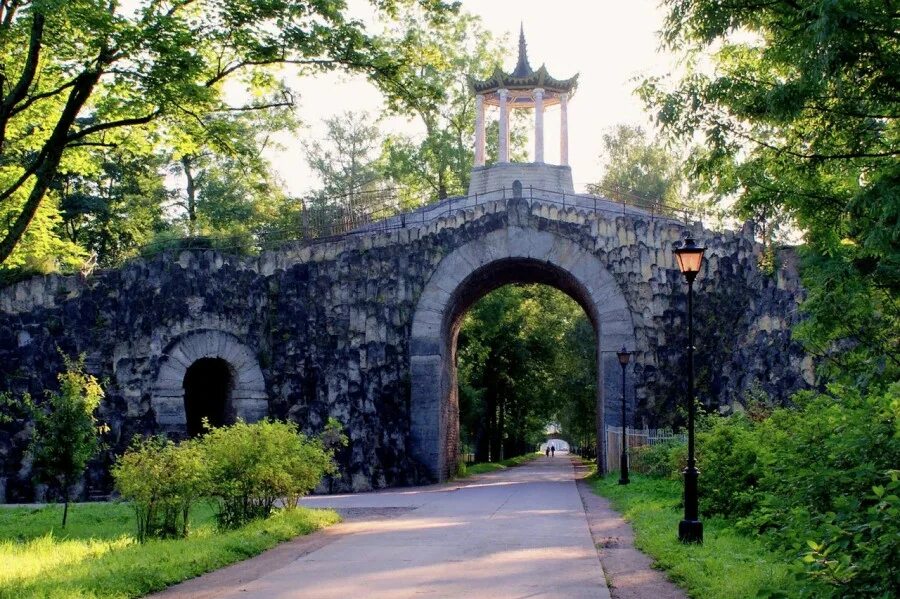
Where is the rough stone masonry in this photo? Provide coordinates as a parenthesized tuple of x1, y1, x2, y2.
(0, 192, 813, 501)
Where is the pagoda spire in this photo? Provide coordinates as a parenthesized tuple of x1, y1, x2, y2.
(512, 23, 533, 77)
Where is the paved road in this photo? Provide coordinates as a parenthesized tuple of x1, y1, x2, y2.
(217, 456, 610, 598)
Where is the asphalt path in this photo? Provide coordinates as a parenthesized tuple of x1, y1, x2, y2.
(209, 455, 611, 598)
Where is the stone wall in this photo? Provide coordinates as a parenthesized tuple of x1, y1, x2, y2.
(0, 195, 812, 500)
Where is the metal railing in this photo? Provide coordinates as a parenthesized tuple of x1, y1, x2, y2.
(605, 425, 688, 473)
(138, 184, 698, 258)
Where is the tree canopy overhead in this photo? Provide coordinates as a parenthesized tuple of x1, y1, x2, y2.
(641, 0, 899, 384)
(0, 0, 458, 268)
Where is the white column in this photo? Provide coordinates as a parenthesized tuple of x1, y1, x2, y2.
(533, 88, 545, 163)
(560, 92, 569, 166)
(474, 94, 485, 167)
(498, 88, 509, 163)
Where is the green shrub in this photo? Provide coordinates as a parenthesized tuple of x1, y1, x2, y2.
(112, 436, 207, 542)
(695, 414, 763, 518)
(201, 420, 336, 528)
(27, 355, 106, 527)
(630, 441, 683, 477)
(689, 383, 900, 598)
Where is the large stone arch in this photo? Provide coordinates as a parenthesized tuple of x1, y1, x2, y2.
(410, 227, 637, 480)
(151, 330, 268, 431)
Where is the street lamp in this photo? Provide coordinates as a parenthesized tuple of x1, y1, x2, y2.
(617, 347, 631, 485)
(674, 236, 706, 544)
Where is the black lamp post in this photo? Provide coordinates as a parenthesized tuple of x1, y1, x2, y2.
(617, 347, 631, 485)
(674, 236, 706, 544)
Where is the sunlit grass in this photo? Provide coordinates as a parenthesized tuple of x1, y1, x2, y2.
(591, 474, 806, 599)
(459, 452, 540, 477)
(0, 502, 340, 599)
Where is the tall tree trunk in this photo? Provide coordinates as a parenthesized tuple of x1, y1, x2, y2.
(0, 13, 45, 153)
(486, 388, 498, 462)
(62, 489, 70, 527)
(497, 394, 505, 461)
(181, 156, 197, 235)
(0, 69, 102, 265)
(474, 425, 489, 463)
(437, 169, 448, 200)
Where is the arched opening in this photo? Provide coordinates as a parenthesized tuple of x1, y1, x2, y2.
(445, 260, 600, 474)
(456, 282, 597, 466)
(183, 357, 234, 436)
(409, 228, 637, 481)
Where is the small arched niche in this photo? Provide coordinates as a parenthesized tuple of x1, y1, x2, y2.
(183, 357, 234, 436)
(151, 330, 268, 434)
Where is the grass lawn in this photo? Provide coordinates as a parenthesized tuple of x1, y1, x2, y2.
(459, 452, 540, 477)
(0, 501, 340, 599)
(591, 474, 805, 599)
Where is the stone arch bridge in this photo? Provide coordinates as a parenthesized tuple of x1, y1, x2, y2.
(0, 190, 811, 500)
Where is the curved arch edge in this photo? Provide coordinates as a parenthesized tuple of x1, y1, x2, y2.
(409, 228, 636, 481)
(151, 329, 268, 430)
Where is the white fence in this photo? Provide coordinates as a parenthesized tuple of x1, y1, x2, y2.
(605, 426, 687, 472)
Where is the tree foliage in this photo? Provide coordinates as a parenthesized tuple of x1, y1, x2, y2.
(0, 0, 457, 268)
(113, 419, 338, 538)
(587, 124, 685, 205)
(640, 0, 899, 385)
(201, 419, 336, 528)
(56, 146, 168, 267)
(377, 8, 526, 202)
(112, 435, 207, 542)
(26, 355, 105, 527)
(457, 284, 596, 461)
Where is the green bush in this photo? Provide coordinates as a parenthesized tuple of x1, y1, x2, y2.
(26, 355, 105, 527)
(113, 419, 338, 538)
(112, 436, 207, 542)
(630, 441, 684, 477)
(689, 383, 900, 598)
(201, 420, 336, 528)
(695, 414, 763, 518)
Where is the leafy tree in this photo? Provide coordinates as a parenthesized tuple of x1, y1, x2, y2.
(640, 0, 899, 386)
(201, 419, 336, 528)
(457, 284, 596, 461)
(554, 315, 599, 454)
(303, 110, 391, 223)
(0, 0, 457, 267)
(304, 111, 383, 198)
(165, 151, 298, 253)
(587, 125, 686, 206)
(377, 9, 527, 202)
(27, 355, 106, 527)
(56, 147, 168, 267)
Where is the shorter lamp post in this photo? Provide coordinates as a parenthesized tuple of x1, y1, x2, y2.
(674, 237, 706, 544)
(617, 347, 631, 485)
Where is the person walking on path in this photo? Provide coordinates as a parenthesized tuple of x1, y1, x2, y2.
(545, 446, 550, 457)
(551, 445, 556, 458)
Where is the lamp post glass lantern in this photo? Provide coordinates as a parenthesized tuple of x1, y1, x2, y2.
(617, 347, 631, 485)
(674, 237, 706, 544)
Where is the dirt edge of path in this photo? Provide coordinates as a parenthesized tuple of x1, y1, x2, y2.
(572, 458, 688, 599)
(150, 507, 413, 599)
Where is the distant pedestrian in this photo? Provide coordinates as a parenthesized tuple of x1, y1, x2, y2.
(550, 445, 556, 457)
(545, 446, 550, 457)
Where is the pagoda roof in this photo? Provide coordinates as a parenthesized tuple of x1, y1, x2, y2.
(469, 25, 578, 97)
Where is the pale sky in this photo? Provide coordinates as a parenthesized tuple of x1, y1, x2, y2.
(271, 0, 677, 195)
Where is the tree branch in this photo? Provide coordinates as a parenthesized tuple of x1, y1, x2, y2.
(9, 78, 78, 117)
(66, 110, 160, 142)
(205, 57, 358, 88)
(0, 68, 102, 264)
(213, 93, 295, 113)
(0, 11, 44, 152)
